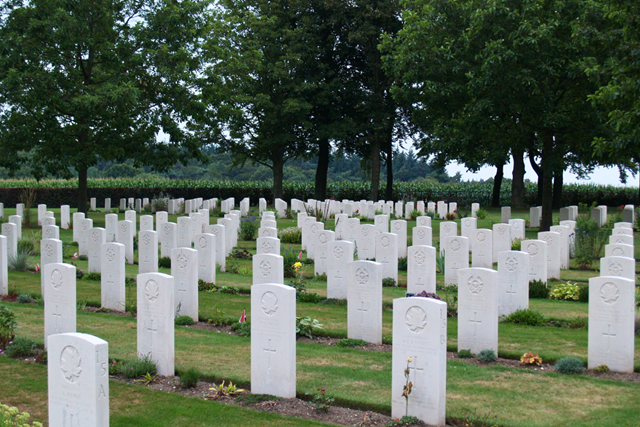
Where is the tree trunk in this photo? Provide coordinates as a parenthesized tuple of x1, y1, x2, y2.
(272, 158, 284, 200)
(491, 164, 504, 207)
(552, 168, 563, 209)
(314, 138, 330, 200)
(539, 133, 554, 231)
(511, 147, 526, 209)
(369, 138, 381, 201)
(529, 155, 543, 206)
(385, 139, 393, 201)
(77, 165, 88, 213)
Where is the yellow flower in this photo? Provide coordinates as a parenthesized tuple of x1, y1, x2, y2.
(407, 357, 413, 363)
(293, 262, 302, 270)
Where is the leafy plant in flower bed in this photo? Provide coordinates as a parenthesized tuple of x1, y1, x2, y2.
(529, 280, 549, 299)
(477, 349, 497, 363)
(239, 216, 259, 240)
(520, 352, 542, 366)
(502, 309, 545, 326)
(120, 354, 157, 379)
(555, 357, 585, 374)
(5, 337, 37, 358)
(549, 282, 581, 301)
(296, 317, 323, 338)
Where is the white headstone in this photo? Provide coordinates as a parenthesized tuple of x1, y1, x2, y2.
(444, 236, 469, 286)
(1, 223, 17, 259)
(90, 197, 97, 211)
(60, 205, 70, 229)
(604, 243, 634, 258)
(101, 242, 126, 310)
(251, 283, 296, 398)
(207, 224, 227, 272)
(374, 214, 389, 235)
(439, 222, 457, 255)
(176, 216, 192, 248)
(156, 211, 168, 232)
(105, 213, 118, 243)
(609, 234, 633, 247)
(405, 202, 415, 220)
(0, 236, 7, 295)
(44, 263, 76, 347)
(160, 222, 177, 259)
(43, 224, 59, 240)
(138, 272, 175, 375)
(501, 207, 511, 223)
(38, 204, 46, 226)
(72, 212, 84, 242)
(412, 226, 432, 247)
(77, 218, 93, 256)
(492, 223, 511, 263)
(588, 276, 635, 373)
(171, 247, 199, 321)
(104, 198, 111, 213)
(259, 198, 267, 213)
(314, 230, 335, 275)
(345, 217, 360, 243)
(550, 225, 571, 269)
(457, 267, 498, 354)
(275, 198, 287, 217)
(471, 229, 493, 268)
(88, 228, 106, 273)
(47, 333, 109, 427)
(471, 203, 480, 218)
(7, 215, 21, 241)
(538, 231, 561, 280)
(600, 256, 635, 282)
(40, 238, 63, 296)
(257, 236, 281, 256)
(125, 210, 137, 234)
(139, 230, 159, 274)
(15, 203, 23, 218)
(407, 245, 436, 294)
(437, 201, 447, 219)
(326, 240, 354, 299)
(522, 240, 547, 283)
(508, 219, 525, 241)
(498, 251, 530, 316)
(376, 232, 398, 282)
(194, 233, 216, 284)
(461, 217, 477, 243)
(391, 296, 447, 426)
(347, 260, 383, 344)
(117, 220, 134, 264)
(391, 220, 408, 258)
(416, 216, 431, 228)
(140, 215, 154, 232)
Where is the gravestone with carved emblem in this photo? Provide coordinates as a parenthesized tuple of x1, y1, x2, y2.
(171, 248, 199, 321)
(407, 245, 436, 294)
(498, 251, 530, 316)
(457, 267, 498, 354)
(347, 260, 383, 344)
(44, 263, 76, 348)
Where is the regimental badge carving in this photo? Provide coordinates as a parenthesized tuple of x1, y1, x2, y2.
(394, 222, 401, 231)
(51, 269, 63, 289)
(405, 306, 427, 333)
(82, 222, 88, 231)
(362, 227, 369, 236)
(418, 218, 426, 226)
(142, 234, 151, 246)
(444, 224, 451, 233)
(415, 249, 425, 266)
(381, 235, 390, 247)
(45, 229, 53, 238)
(600, 282, 619, 305)
(505, 256, 518, 271)
(608, 263, 623, 276)
(477, 232, 486, 242)
(527, 243, 539, 256)
(498, 226, 505, 235)
(612, 247, 625, 256)
(199, 236, 207, 248)
(90, 231, 98, 243)
(260, 260, 271, 277)
(513, 222, 520, 230)
(333, 246, 344, 259)
(311, 224, 318, 233)
(319, 233, 328, 244)
(261, 291, 278, 315)
(417, 229, 425, 239)
(177, 253, 188, 269)
(145, 279, 159, 301)
(261, 241, 272, 253)
(60, 346, 82, 384)
(164, 225, 171, 235)
(543, 235, 552, 245)
(450, 239, 460, 251)
(348, 221, 355, 229)
(355, 268, 369, 285)
(44, 242, 54, 258)
(468, 276, 483, 294)
(106, 248, 115, 262)
(120, 223, 127, 233)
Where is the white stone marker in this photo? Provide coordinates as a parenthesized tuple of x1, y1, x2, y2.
(498, 251, 530, 317)
(135, 198, 142, 213)
(522, 239, 547, 283)
(501, 206, 511, 223)
(609, 234, 633, 247)
(43, 224, 59, 240)
(101, 242, 126, 310)
(407, 245, 436, 294)
(6, 215, 21, 241)
(376, 232, 398, 282)
(427, 202, 436, 214)
(600, 256, 635, 282)
(472, 229, 493, 268)
(275, 198, 287, 217)
(471, 203, 480, 218)
(138, 272, 175, 375)
(259, 198, 267, 213)
(444, 236, 469, 286)
(125, 209, 137, 234)
(156, 211, 168, 232)
(588, 276, 635, 373)
(253, 253, 284, 285)
(327, 240, 354, 299)
(1, 223, 17, 259)
(257, 236, 280, 255)
(171, 247, 199, 321)
(612, 228, 633, 237)
(550, 225, 571, 269)
(42, 214, 55, 227)
(437, 201, 447, 219)
(105, 198, 111, 213)
(77, 217, 93, 256)
(44, 263, 76, 347)
(604, 243, 634, 258)
(218, 218, 234, 255)
(508, 218, 525, 242)
(416, 216, 431, 228)
(140, 215, 154, 232)
(160, 222, 177, 259)
(195, 233, 216, 284)
(60, 205, 70, 229)
(391, 296, 447, 426)
(15, 203, 23, 218)
(88, 228, 106, 274)
(334, 213, 348, 240)
(538, 231, 561, 280)
(461, 217, 477, 242)
(357, 224, 376, 260)
(457, 267, 498, 354)
(314, 230, 335, 275)
(117, 220, 134, 265)
(348, 260, 383, 344)
(261, 219, 277, 229)
(207, 224, 226, 272)
(439, 221, 457, 254)
(259, 226, 278, 239)
(306, 221, 324, 260)
(391, 219, 408, 258)
(40, 238, 63, 295)
(0, 236, 7, 295)
(449, 202, 457, 216)
(492, 223, 511, 263)
(90, 197, 97, 211)
(139, 230, 159, 274)
(48, 332, 109, 427)
(412, 226, 433, 247)
(176, 216, 192, 248)
(38, 204, 46, 225)
(105, 213, 118, 243)
(251, 283, 296, 398)
(345, 217, 360, 243)
(190, 212, 204, 239)
(405, 202, 415, 220)
(374, 214, 389, 235)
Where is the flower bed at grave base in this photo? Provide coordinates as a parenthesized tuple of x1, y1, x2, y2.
(0, 178, 636, 207)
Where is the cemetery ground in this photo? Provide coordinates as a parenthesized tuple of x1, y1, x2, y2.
(1, 207, 640, 426)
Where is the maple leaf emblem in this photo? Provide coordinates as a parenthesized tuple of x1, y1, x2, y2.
(405, 306, 427, 333)
(261, 291, 279, 315)
(599, 283, 619, 304)
(60, 346, 82, 384)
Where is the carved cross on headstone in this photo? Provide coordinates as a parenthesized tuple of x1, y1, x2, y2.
(52, 306, 63, 333)
(147, 319, 158, 348)
(263, 338, 277, 382)
(357, 301, 368, 325)
(506, 284, 517, 305)
(469, 312, 482, 337)
(603, 324, 616, 352)
(407, 356, 425, 384)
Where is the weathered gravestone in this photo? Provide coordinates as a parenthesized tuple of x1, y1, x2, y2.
(139, 230, 159, 274)
(251, 283, 296, 398)
(171, 248, 199, 322)
(117, 220, 134, 265)
(498, 251, 530, 317)
(471, 229, 493, 268)
(357, 224, 376, 260)
(391, 296, 447, 426)
(207, 224, 227, 272)
(444, 236, 469, 286)
(48, 333, 109, 427)
(253, 253, 284, 286)
(457, 267, 498, 355)
(194, 233, 216, 284)
(138, 272, 175, 375)
(412, 226, 432, 247)
(522, 239, 547, 283)
(348, 260, 383, 344)
(314, 230, 335, 275)
(391, 219, 408, 258)
(327, 240, 354, 299)
(40, 238, 63, 296)
(407, 245, 436, 294)
(376, 232, 398, 282)
(588, 276, 635, 373)
(88, 228, 106, 274)
(501, 207, 511, 223)
(101, 242, 126, 310)
(538, 231, 561, 280)
(44, 263, 76, 348)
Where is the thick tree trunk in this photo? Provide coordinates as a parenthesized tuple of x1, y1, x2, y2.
(369, 139, 381, 201)
(529, 155, 543, 206)
(314, 138, 330, 200)
(77, 165, 88, 213)
(511, 147, 526, 209)
(491, 164, 504, 207)
(540, 133, 554, 231)
(552, 168, 563, 209)
(385, 140, 393, 201)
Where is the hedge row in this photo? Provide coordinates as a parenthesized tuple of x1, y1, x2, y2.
(0, 180, 636, 208)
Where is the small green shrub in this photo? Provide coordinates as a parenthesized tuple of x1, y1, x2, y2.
(297, 292, 325, 303)
(231, 321, 251, 337)
(336, 338, 368, 348)
(0, 306, 17, 349)
(175, 315, 195, 326)
(5, 337, 37, 358)
(282, 246, 301, 278)
(198, 280, 217, 292)
(382, 277, 397, 287)
(8, 252, 30, 272)
(278, 227, 302, 244)
(120, 354, 157, 378)
(315, 273, 327, 281)
(503, 309, 545, 326)
(436, 251, 445, 274)
(296, 317, 323, 338)
(477, 349, 497, 363)
(549, 281, 580, 301)
(511, 238, 523, 251)
(109, 359, 124, 375)
(0, 403, 42, 427)
(206, 307, 234, 326)
(179, 368, 201, 389)
(397, 257, 407, 271)
(529, 280, 549, 299)
(634, 314, 639, 336)
(16, 293, 35, 304)
(546, 316, 588, 329)
(76, 269, 85, 280)
(577, 284, 589, 303)
(475, 208, 488, 220)
(457, 349, 473, 358)
(17, 238, 36, 255)
(555, 357, 585, 374)
(158, 256, 171, 269)
(239, 215, 259, 240)
(78, 254, 88, 261)
(84, 272, 101, 281)
(219, 286, 240, 294)
(310, 387, 334, 412)
(409, 209, 421, 220)
(592, 364, 610, 374)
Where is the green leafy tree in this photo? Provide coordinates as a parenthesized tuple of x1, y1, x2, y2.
(0, 0, 210, 212)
